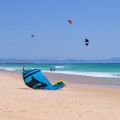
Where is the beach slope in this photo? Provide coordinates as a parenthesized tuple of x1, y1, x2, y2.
(0, 71, 120, 120)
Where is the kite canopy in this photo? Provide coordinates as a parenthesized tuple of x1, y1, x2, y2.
(22, 67, 66, 90)
(85, 38, 89, 46)
(31, 34, 34, 37)
(68, 19, 72, 24)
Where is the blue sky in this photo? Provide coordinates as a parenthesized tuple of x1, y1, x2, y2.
(0, 0, 120, 60)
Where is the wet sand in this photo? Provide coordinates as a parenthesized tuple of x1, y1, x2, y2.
(0, 71, 120, 120)
(45, 72, 120, 87)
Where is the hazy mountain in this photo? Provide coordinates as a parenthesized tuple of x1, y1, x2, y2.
(0, 57, 120, 63)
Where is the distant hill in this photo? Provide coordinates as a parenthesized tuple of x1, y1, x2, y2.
(0, 57, 120, 63)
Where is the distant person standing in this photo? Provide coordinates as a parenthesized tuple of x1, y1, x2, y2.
(50, 68, 52, 71)
(53, 68, 55, 71)
(50, 68, 55, 71)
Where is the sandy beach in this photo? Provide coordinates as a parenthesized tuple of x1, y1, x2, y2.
(0, 71, 120, 120)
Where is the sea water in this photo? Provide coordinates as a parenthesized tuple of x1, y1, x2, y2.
(0, 63, 120, 78)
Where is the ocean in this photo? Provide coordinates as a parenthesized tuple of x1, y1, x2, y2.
(0, 63, 120, 78)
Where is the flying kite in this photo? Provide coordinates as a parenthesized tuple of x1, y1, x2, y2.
(85, 38, 89, 46)
(68, 19, 72, 24)
(22, 67, 66, 90)
(31, 34, 34, 37)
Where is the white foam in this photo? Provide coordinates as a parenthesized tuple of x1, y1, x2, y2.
(0, 67, 22, 71)
(1, 66, 120, 78)
(54, 66, 65, 69)
(43, 70, 120, 78)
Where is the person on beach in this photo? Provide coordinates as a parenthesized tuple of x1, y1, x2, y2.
(50, 68, 55, 71)
(50, 68, 52, 71)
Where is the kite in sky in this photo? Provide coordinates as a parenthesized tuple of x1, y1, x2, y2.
(68, 19, 72, 24)
(85, 38, 89, 46)
(31, 34, 34, 37)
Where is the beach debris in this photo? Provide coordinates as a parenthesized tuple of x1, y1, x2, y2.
(68, 19, 72, 24)
(85, 38, 89, 46)
(22, 67, 66, 90)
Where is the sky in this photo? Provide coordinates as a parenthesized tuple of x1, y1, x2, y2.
(0, 0, 120, 60)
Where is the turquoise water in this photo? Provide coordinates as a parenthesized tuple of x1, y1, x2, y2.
(0, 63, 120, 78)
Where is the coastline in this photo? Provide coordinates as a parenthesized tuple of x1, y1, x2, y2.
(0, 70, 120, 120)
(44, 72, 120, 88)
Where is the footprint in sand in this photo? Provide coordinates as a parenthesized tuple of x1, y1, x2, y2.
(2, 108, 12, 113)
(44, 111, 48, 113)
(20, 110, 26, 112)
(64, 107, 67, 109)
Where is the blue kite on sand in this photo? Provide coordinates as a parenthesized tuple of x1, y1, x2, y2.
(22, 67, 66, 90)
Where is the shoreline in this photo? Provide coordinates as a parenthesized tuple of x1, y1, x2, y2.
(44, 72, 120, 88)
(1, 69, 120, 88)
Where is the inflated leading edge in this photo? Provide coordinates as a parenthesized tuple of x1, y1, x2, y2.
(22, 67, 66, 90)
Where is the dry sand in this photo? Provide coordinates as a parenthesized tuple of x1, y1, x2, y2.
(0, 71, 120, 120)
